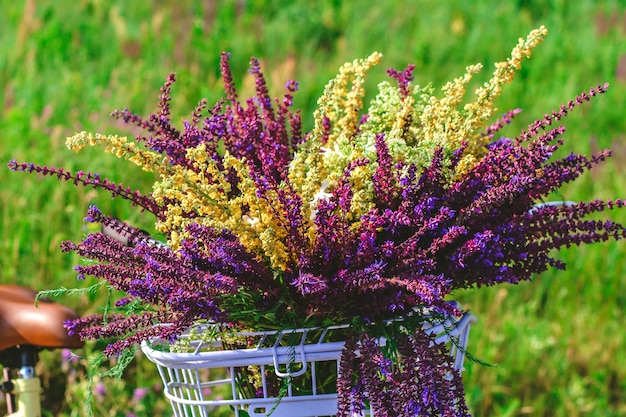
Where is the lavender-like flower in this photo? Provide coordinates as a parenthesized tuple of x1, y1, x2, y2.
(6, 161, 160, 214)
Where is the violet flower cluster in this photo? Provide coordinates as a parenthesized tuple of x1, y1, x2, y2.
(8, 28, 626, 416)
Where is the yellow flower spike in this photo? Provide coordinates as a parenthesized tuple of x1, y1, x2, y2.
(185, 143, 211, 169)
(463, 26, 548, 136)
(440, 64, 483, 110)
(418, 64, 482, 156)
(335, 52, 383, 140)
(153, 147, 243, 249)
(259, 226, 289, 272)
(65, 131, 113, 152)
(313, 52, 383, 150)
(390, 93, 417, 140)
(66, 131, 164, 173)
(298, 54, 382, 225)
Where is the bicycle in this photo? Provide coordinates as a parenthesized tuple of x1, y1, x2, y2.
(0, 285, 83, 417)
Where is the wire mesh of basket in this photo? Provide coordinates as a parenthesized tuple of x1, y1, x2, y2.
(141, 312, 476, 417)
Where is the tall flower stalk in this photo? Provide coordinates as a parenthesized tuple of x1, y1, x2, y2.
(8, 26, 626, 416)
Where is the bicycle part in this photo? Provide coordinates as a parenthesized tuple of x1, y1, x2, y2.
(0, 286, 83, 351)
(0, 285, 84, 417)
(1, 346, 41, 417)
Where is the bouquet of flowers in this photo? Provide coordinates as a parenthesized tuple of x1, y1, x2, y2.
(9, 26, 626, 416)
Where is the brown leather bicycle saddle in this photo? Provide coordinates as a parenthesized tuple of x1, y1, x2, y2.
(0, 285, 84, 351)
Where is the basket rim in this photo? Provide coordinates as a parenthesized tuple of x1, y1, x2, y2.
(140, 312, 476, 369)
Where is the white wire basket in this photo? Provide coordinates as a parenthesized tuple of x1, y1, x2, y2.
(141, 312, 476, 417)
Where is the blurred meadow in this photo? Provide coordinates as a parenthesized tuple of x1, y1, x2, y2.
(1, 0, 626, 415)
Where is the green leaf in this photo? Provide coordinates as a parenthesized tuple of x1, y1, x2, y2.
(35, 281, 105, 307)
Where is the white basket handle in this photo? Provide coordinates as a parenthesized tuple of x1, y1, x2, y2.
(271, 330, 308, 378)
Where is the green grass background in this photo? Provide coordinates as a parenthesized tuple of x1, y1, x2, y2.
(1, 0, 626, 415)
